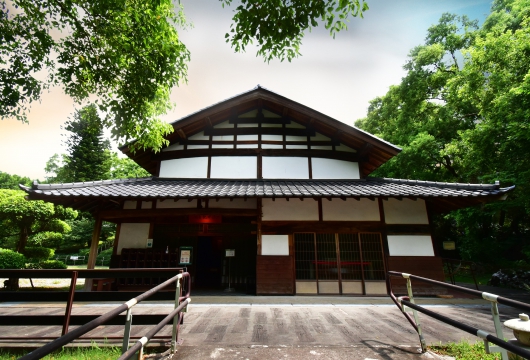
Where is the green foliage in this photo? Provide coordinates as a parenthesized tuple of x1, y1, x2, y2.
(355, 0, 530, 264)
(430, 341, 497, 359)
(96, 248, 113, 266)
(0, 344, 122, 359)
(61, 218, 115, 253)
(1, 0, 189, 151)
(39, 259, 67, 269)
(0, 248, 26, 269)
(22, 246, 54, 262)
(0, 189, 76, 253)
(222, 0, 369, 62)
(109, 152, 151, 179)
(0, 171, 32, 189)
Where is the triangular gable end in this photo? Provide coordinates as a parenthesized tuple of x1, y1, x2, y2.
(120, 86, 401, 178)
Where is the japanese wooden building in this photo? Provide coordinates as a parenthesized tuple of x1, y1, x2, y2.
(22, 86, 513, 295)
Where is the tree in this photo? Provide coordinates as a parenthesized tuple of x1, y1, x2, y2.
(45, 105, 112, 183)
(2, 0, 368, 152)
(355, 0, 530, 264)
(222, 0, 369, 62)
(0, 171, 32, 189)
(0, 189, 76, 253)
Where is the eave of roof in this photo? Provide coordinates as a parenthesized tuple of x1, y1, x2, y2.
(20, 177, 514, 214)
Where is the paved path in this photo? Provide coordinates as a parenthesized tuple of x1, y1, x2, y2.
(1, 294, 528, 359)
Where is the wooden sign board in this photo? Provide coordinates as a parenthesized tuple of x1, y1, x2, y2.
(225, 249, 235, 257)
(443, 241, 456, 250)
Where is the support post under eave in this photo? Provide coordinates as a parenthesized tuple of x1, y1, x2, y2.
(84, 214, 103, 291)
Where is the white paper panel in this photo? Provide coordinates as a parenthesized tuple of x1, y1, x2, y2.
(262, 156, 309, 179)
(262, 235, 289, 255)
(262, 134, 283, 141)
(210, 156, 257, 178)
(387, 235, 435, 256)
(383, 198, 429, 224)
(117, 223, 150, 255)
(262, 198, 318, 220)
(322, 198, 380, 221)
(159, 157, 208, 178)
(311, 158, 360, 179)
(214, 121, 233, 128)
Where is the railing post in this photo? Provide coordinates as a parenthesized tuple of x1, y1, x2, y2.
(403, 273, 427, 353)
(171, 275, 181, 354)
(62, 271, 78, 335)
(481, 293, 509, 360)
(122, 309, 133, 354)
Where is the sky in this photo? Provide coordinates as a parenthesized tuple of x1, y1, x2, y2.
(0, 0, 493, 180)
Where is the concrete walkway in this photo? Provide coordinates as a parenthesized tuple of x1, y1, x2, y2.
(2, 292, 529, 359)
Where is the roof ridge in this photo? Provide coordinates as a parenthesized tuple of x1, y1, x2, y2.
(369, 177, 500, 189)
(32, 177, 154, 190)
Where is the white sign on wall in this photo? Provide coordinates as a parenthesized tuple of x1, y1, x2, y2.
(262, 235, 289, 256)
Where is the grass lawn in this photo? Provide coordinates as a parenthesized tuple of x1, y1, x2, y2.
(446, 272, 493, 286)
(0, 346, 122, 360)
(430, 341, 499, 359)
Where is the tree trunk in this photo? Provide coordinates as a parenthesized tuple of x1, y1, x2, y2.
(16, 226, 29, 253)
(12, 226, 29, 290)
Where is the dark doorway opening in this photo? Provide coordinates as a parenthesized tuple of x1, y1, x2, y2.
(195, 236, 223, 288)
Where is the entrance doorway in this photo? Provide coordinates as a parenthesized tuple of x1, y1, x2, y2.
(195, 237, 223, 288)
(294, 233, 387, 295)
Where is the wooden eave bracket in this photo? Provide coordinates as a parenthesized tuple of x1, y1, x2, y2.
(176, 129, 187, 139)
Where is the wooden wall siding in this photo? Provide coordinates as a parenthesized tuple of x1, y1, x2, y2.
(387, 256, 447, 295)
(256, 255, 294, 295)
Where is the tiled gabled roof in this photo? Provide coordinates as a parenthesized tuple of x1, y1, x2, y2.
(21, 177, 513, 213)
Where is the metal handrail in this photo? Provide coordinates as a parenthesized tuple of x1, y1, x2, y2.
(19, 272, 191, 360)
(119, 298, 190, 360)
(387, 271, 530, 360)
(442, 258, 479, 290)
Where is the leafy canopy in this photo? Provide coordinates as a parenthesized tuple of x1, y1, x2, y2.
(222, 0, 369, 62)
(1, 0, 189, 151)
(0, 189, 77, 252)
(355, 0, 530, 264)
(2, 0, 368, 152)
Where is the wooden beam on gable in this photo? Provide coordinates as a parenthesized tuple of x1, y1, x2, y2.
(176, 128, 187, 139)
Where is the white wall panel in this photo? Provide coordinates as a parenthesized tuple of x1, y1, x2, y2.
(262, 109, 281, 118)
(310, 146, 332, 150)
(262, 123, 282, 128)
(262, 235, 289, 255)
(117, 223, 150, 255)
(262, 135, 283, 141)
(237, 134, 258, 140)
(159, 157, 208, 178)
(212, 135, 234, 141)
(322, 198, 380, 221)
(311, 133, 331, 141)
(212, 144, 234, 149)
(239, 110, 258, 118)
(311, 158, 360, 179)
(335, 144, 356, 153)
(286, 135, 307, 141)
(262, 156, 309, 179)
(156, 199, 198, 208)
(162, 143, 184, 152)
(187, 145, 209, 149)
(209, 198, 257, 209)
(286, 145, 308, 149)
(210, 156, 257, 178)
(123, 201, 136, 209)
(262, 198, 318, 220)
(141, 201, 152, 209)
(383, 198, 429, 224)
(188, 131, 209, 140)
(237, 144, 259, 149)
(387, 235, 435, 256)
(214, 121, 234, 128)
(262, 144, 283, 149)
(237, 123, 259, 128)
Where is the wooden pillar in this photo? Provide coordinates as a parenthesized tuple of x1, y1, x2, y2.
(84, 215, 103, 291)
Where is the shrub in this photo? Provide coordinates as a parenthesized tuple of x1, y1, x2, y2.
(23, 247, 55, 262)
(489, 269, 530, 289)
(39, 260, 67, 269)
(0, 248, 26, 269)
